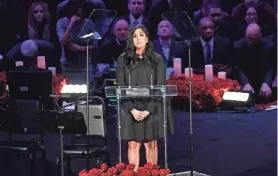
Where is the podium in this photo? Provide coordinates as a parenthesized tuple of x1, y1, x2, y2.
(105, 85, 177, 168)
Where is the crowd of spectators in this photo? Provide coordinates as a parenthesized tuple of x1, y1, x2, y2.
(0, 0, 276, 102)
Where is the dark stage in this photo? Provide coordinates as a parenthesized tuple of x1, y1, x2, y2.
(0, 110, 276, 176)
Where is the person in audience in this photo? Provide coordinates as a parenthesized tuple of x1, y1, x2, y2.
(27, 2, 62, 73)
(152, 19, 184, 67)
(234, 7, 275, 40)
(206, 3, 233, 38)
(148, 0, 193, 39)
(231, 0, 276, 26)
(123, 0, 149, 29)
(56, 0, 96, 84)
(116, 24, 173, 170)
(6, 39, 56, 69)
(99, 18, 129, 67)
(193, 0, 231, 25)
(233, 23, 275, 102)
(180, 17, 231, 71)
(28, 2, 52, 41)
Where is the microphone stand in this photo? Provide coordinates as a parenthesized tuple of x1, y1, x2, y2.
(56, 101, 78, 176)
(184, 40, 194, 176)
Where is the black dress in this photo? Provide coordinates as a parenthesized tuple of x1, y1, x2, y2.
(116, 52, 174, 141)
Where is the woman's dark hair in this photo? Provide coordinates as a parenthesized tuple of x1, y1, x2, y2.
(125, 24, 156, 68)
(64, 0, 86, 18)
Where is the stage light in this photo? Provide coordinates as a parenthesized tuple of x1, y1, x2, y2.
(220, 90, 255, 111)
(60, 84, 87, 94)
(222, 91, 250, 102)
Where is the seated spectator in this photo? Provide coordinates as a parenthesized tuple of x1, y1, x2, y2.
(56, 0, 96, 84)
(206, 3, 233, 39)
(122, 0, 149, 29)
(57, 0, 106, 20)
(233, 23, 275, 102)
(231, 0, 276, 27)
(6, 40, 56, 69)
(234, 7, 275, 40)
(180, 17, 231, 71)
(152, 20, 184, 68)
(27, 1, 62, 73)
(99, 18, 129, 67)
(193, 0, 231, 25)
(27, 2, 52, 41)
(148, 0, 193, 39)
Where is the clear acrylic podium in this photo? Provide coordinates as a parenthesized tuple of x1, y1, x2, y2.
(105, 85, 177, 168)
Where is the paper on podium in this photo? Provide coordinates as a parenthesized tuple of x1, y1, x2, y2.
(78, 9, 117, 41)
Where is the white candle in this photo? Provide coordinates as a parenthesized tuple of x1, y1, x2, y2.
(205, 64, 213, 82)
(173, 58, 181, 77)
(48, 67, 56, 76)
(218, 71, 226, 80)
(37, 56, 46, 69)
(15, 61, 24, 67)
(184, 68, 193, 78)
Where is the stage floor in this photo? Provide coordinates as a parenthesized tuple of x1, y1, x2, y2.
(0, 110, 276, 176)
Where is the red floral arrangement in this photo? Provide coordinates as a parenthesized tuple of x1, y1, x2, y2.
(167, 72, 241, 112)
(52, 73, 68, 94)
(79, 163, 170, 176)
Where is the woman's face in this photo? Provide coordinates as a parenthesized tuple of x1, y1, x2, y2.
(132, 28, 148, 49)
(33, 5, 44, 23)
(245, 7, 258, 24)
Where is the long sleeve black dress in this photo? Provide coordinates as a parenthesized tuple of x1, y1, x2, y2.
(116, 52, 174, 141)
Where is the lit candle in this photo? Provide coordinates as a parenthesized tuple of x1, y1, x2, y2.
(15, 61, 24, 67)
(184, 68, 193, 78)
(37, 56, 46, 69)
(218, 71, 226, 80)
(205, 64, 213, 82)
(48, 67, 56, 76)
(173, 58, 181, 77)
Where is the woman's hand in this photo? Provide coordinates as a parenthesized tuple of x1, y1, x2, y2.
(130, 109, 142, 121)
(130, 109, 149, 121)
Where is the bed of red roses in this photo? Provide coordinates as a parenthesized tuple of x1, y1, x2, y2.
(79, 162, 170, 176)
(166, 71, 241, 112)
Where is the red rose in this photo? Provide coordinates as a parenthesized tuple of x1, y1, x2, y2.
(120, 170, 137, 176)
(107, 167, 118, 175)
(126, 164, 135, 170)
(151, 169, 159, 176)
(89, 168, 102, 175)
(158, 169, 170, 176)
(100, 163, 109, 171)
(79, 169, 89, 176)
(152, 164, 160, 170)
(144, 162, 153, 170)
(137, 167, 150, 176)
(115, 163, 126, 170)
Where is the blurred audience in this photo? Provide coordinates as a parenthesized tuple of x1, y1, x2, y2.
(152, 19, 183, 68)
(233, 23, 275, 102)
(56, 0, 96, 84)
(123, 0, 149, 29)
(180, 17, 232, 70)
(0, 0, 276, 103)
(99, 18, 129, 66)
(148, 0, 193, 39)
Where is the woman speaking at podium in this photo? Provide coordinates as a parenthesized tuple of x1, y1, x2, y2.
(116, 24, 174, 170)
